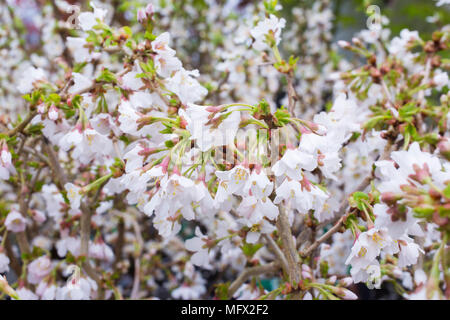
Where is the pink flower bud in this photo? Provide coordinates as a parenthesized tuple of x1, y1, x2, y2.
(160, 156, 170, 173)
(381, 192, 401, 205)
(437, 138, 450, 160)
(337, 40, 351, 48)
(339, 288, 358, 300)
(327, 275, 337, 284)
(145, 4, 154, 15)
(137, 9, 146, 23)
(301, 264, 311, 273)
(351, 37, 363, 47)
(408, 163, 431, 184)
(331, 286, 358, 300)
(179, 116, 188, 129)
(206, 106, 223, 113)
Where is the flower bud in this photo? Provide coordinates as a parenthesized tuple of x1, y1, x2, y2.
(408, 163, 431, 184)
(326, 275, 337, 285)
(137, 9, 147, 23)
(381, 192, 401, 205)
(0, 275, 19, 300)
(351, 37, 363, 47)
(337, 40, 351, 49)
(302, 270, 312, 280)
(437, 138, 450, 161)
(330, 286, 358, 300)
(137, 4, 154, 23)
(145, 4, 155, 15)
(206, 106, 223, 113)
(338, 288, 358, 300)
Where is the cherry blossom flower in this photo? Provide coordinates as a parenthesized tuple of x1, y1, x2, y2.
(78, 2, 107, 31)
(185, 227, 212, 268)
(27, 256, 53, 285)
(5, 210, 27, 233)
(250, 14, 286, 51)
(272, 148, 316, 180)
(64, 183, 82, 211)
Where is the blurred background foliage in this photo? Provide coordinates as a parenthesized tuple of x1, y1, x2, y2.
(280, 0, 450, 40)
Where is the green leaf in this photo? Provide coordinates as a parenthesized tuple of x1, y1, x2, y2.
(165, 140, 175, 148)
(73, 62, 88, 73)
(214, 282, 230, 300)
(443, 184, 450, 199)
(273, 108, 291, 127)
(398, 103, 419, 121)
(122, 26, 132, 37)
(240, 242, 263, 258)
(46, 93, 61, 104)
(349, 192, 369, 210)
(413, 206, 434, 218)
(96, 69, 117, 84)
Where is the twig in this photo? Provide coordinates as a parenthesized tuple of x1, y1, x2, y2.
(5, 111, 38, 137)
(286, 71, 299, 115)
(418, 57, 431, 107)
(22, 146, 52, 168)
(114, 208, 144, 299)
(263, 234, 289, 276)
(301, 212, 351, 257)
(42, 140, 68, 187)
(4, 235, 22, 276)
(42, 139, 104, 297)
(227, 262, 280, 298)
(129, 215, 144, 300)
(113, 217, 125, 272)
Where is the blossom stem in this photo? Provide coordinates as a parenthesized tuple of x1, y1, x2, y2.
(221, 103, 256, 112)
(82, 173, 114, 194)
(272, 45, 282, 64)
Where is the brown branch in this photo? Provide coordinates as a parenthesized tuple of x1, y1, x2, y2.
(4, 235, 22, 276)
(286, 70, 299, 115)
(276, 206, 301, 288)
(227, 262, 280, 298)
(42, 140, 68, 187)
(16, 150, 31, 256)
(113, 217, 125, 272)
(263, 234, 289, 276)
(301, 211, 352, 257)
(42, 139, 104, 297)
(127, 208, 144, 300)
(5, 111, 38, 137)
